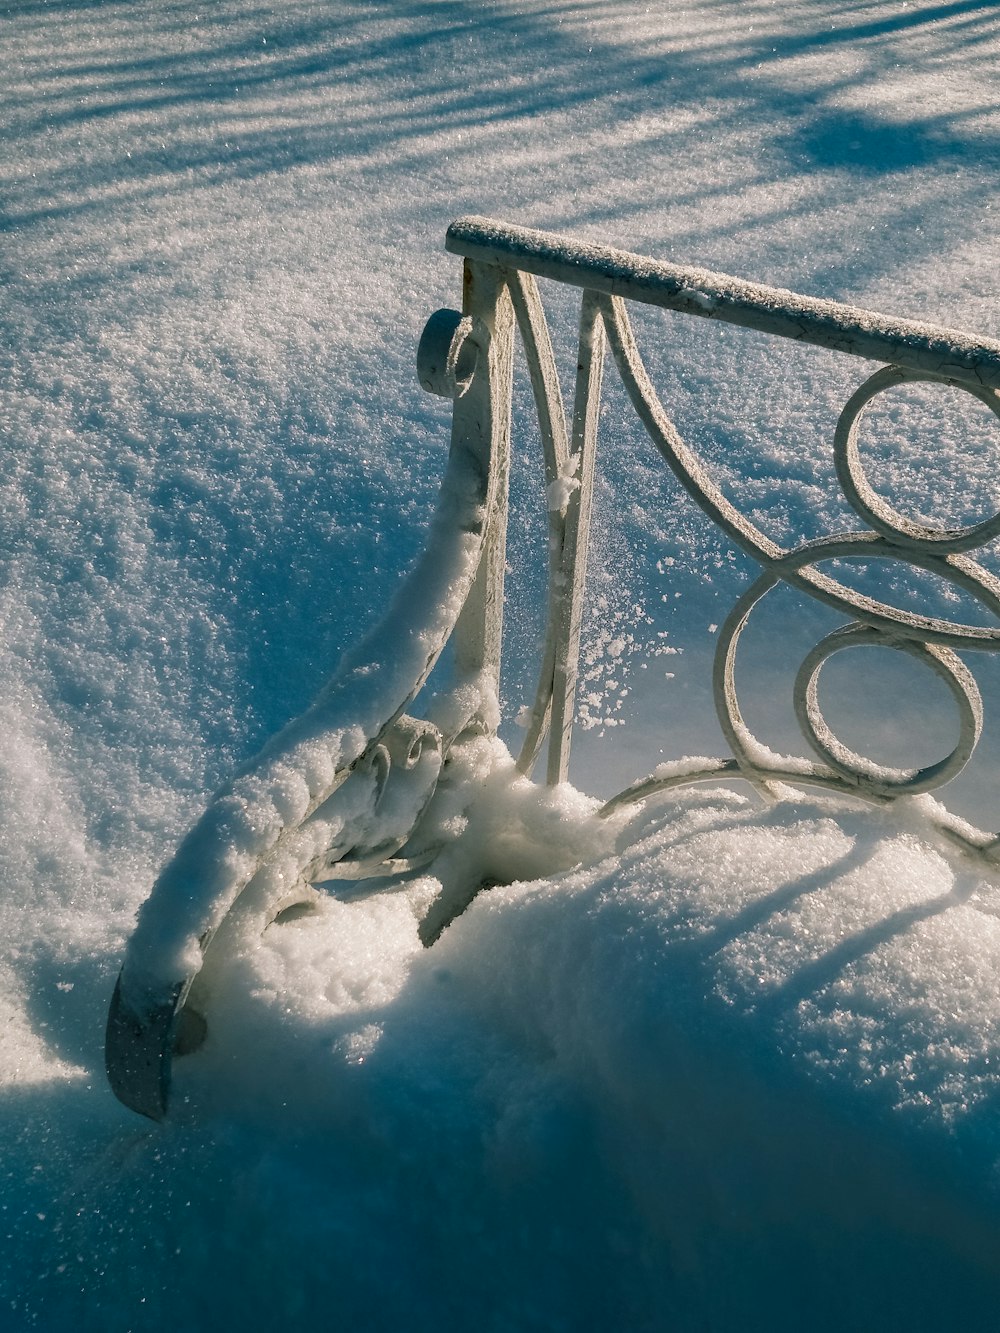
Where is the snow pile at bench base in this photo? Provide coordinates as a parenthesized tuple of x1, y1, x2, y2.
(13, 757, 1000, 1327)
(48, 759, 998, 1331)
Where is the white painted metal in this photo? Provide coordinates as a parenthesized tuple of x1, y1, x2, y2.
(546, 291, 605, 785)
(506, 270, 570, 778)
(437, 219, 1000, 866)
(449, 263, 515, 689)
(834, 365, 1000, 553)
(107, 216, 1000, 1122)
(446, 217, 1000, 389)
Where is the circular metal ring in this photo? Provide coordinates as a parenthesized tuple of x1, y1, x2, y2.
(713, 571, 831, 792)
(793, 624, 983, 796)
(416, 308, 481, 399)
(834, 366, 1000, 554)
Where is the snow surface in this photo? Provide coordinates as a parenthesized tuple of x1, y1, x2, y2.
(6, 0, 1000, 1328)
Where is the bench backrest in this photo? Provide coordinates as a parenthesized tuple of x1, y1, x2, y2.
(432, 217, 1000, 860)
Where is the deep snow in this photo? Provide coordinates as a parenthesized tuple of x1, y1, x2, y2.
(6, 0, 1000, 1328)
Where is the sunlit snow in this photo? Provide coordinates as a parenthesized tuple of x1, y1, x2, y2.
(5, 1, 1000, 1328)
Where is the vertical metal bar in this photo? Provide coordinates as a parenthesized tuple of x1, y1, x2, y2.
(451, 260, 515, 700)
(546, 290, 605, 784)
(505, 269, 572, 777)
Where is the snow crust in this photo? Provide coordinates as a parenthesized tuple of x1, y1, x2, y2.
(6, 0, 1000, 1328)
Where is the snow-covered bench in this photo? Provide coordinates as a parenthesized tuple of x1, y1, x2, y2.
(106, 218, 1000, 1122)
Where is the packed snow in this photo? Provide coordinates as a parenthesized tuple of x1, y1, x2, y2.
(6, 0, 1000, 1328)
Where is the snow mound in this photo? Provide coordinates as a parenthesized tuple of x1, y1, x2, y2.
(18, 778, 998, 1331)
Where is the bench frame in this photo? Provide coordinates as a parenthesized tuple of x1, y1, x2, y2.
(106, 218, 1000, 1119)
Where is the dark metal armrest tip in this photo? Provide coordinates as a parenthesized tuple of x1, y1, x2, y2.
(105, 973, 179, 1121)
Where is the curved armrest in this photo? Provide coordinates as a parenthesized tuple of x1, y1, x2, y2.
(107, 268, 515, 1118)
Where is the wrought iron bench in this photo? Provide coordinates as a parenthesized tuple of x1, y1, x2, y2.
(106, 218, 1000, 1120)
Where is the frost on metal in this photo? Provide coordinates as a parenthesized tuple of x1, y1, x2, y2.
(108, 220, 1000, 1119)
